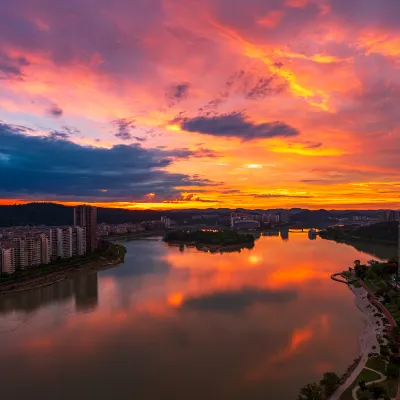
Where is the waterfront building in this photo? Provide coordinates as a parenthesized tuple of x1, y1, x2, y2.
(277, 211, 290, 224)
(74, 205, 98, 252)
(39, 234, 50, 265)
(9, 235, 49, 269)
(50, 228, 63, 259)
(383, 210, 400, 221)
(161, 216, 173, 229)
(0, 245, 16, 275)
(50, 227, 85, 259)
(73, 226, 87, 256)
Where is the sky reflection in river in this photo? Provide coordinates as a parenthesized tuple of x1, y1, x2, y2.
(0, 233, 396, 399)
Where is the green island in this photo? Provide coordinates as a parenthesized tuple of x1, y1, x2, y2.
(163, 230, 255, 252)
(298, 257, 400, 400)
(0, 241, 126, 295)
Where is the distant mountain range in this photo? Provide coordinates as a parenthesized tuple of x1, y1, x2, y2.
(0, 202, 389, 227)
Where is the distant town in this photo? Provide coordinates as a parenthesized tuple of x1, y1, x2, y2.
(0, 203, 398, 277)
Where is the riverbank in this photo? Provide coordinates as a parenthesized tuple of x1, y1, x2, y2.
(329, 275, 399, 400)
(299, 268, 400, 400)
(321, 234, 397, 247)
(0, 243, 126, 296)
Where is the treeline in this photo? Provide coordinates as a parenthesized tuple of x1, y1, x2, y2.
(320, 221, 398, 243)
(164, 230, 255, 245)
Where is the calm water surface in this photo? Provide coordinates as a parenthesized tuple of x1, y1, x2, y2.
(0, 233, 396, 400)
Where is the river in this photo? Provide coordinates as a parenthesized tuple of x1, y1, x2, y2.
(0, 232, 396, 399)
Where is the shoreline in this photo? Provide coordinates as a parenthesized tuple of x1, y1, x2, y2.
(329, 275, 398, 400)
(0, 243, 126, 296)
(165, 240, 254, 253)
(320, 234, 397, 246)
(329, 284, 382, 399)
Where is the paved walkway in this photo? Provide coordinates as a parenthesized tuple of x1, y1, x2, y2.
(359, 280, 397, 327)
(329, 285, 382, 400)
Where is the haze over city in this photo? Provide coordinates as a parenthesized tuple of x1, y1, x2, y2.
(0, 0, 399, 210)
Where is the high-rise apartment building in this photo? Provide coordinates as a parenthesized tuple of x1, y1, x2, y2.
(73, 226, 87, 256)
(0, 246, 16, 275)
(50, 226, 87, 260)
(10, 235, 50, 270)
(12, 237, 28, 269)
(40, 234, 50, 265)
(74, 206, 97, 252)
(50, 228, 63, 259)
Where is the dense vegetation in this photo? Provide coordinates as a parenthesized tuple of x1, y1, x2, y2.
(164, 230, 255, 246)
(320, 221, 398, 243)
(0, 242, 126, 284)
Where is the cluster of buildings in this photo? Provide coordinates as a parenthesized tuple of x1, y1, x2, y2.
(0, 206, 97, 276)
(98, 216, 174, 237)
(230, 211, 290, 229)
(382, 211, 400, 221)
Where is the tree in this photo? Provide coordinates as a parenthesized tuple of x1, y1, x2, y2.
(390, 326, 400, 343)
(320, 372, 341, 395)
(359, 380, 367, 391)
(298, 383, 324, 400)
(354, 260, 361, 267)
(369, 386, 387, 399)
(386, 363, 399, 379)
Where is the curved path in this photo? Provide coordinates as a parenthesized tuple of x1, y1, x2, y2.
(331, 273, 349, 285)
(358, 280, 397, 327)
(351, 366, 386, 400)
(329, 285, 382, 400)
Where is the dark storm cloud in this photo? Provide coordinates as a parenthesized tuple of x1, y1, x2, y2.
(112, 117, 136, 140)
(175, 112, 300, 141)
(0, 52, 29, 81)
(245, 76, 286, 100)
(0, 123, 213, 200)
(166, 83, 190, 107)
(181, 287, 297, 313)
(48, 130, 71, 140)
(47, 104, 63, 118)
(161, 147, 218, 159)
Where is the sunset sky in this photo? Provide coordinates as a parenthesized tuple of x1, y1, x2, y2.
(0, 0, 399, 209)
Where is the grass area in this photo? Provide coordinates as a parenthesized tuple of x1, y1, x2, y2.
(374, 378, 399, 398)
(366, 357, 386, 374)
(342, 271, 351, 278)
(340, 368, 381, 400)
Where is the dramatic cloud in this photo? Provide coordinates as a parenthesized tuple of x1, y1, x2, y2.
(0, 0, 399, 208)
(166, 83, 190, 107)
(181, 287, 297, 312)
(176, 112, 300, 140)
(112, 118, 136, 140)
(0, 123, 213, 200)
(0, 53, 29, 81)
(47, 104, 63, 118)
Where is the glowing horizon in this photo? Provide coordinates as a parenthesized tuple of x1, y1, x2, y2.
(0, 0, 399, 210)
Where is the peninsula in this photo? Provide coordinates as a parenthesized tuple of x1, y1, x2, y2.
(163, 230, 255, 252)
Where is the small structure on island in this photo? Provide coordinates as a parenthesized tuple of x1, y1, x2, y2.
(233, 220, 260, 230)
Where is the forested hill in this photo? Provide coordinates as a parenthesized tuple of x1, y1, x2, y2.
(0, 203, 168, 226)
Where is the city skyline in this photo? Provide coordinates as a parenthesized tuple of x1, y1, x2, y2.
(0, 0, 399, 210)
